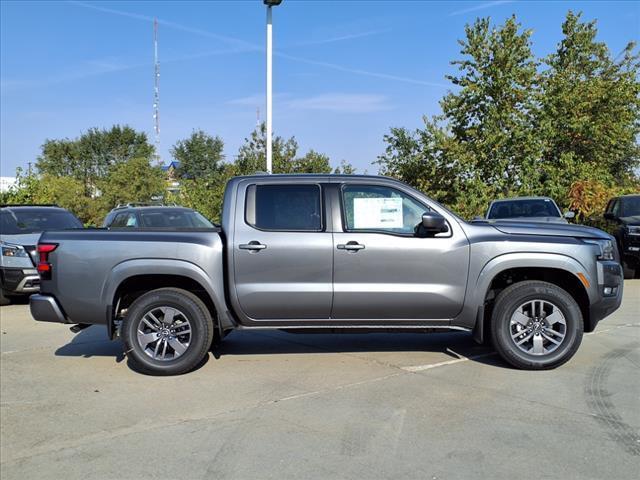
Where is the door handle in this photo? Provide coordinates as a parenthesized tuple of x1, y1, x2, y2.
(239, 241, 267, 251)
(337, 242, 365, 251)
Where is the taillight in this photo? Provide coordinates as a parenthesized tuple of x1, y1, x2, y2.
(37, 243, 58, 279)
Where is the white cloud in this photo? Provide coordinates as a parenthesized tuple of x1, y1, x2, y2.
(449, 1, 514, 17)
(227, 92, 391, 114)
(288, 93, 391, 113)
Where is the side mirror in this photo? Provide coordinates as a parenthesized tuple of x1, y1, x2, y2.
(603, 212, 615, 221)
(472, 215, 484, 221)
(563, 211, 575, 219)
(421, 212, 448, 233)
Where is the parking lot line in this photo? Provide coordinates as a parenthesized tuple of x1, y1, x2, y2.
(401, 350, 496, 372)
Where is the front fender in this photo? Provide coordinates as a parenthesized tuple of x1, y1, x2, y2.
(473, 252, 595, 306)
(454, 252, 594, 331)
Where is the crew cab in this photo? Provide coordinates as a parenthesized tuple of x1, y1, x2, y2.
(30, 175, 624, 375)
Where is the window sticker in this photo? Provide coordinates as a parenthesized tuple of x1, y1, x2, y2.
(353, 197, 403, 229)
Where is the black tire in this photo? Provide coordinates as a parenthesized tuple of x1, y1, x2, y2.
(122, 288, 214, 376)
(622, 260, 635, 280)
(0, 288, 10, 306)
(490, 280, 583, 370)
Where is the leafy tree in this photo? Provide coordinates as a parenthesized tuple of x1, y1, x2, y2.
(168, 164, 238, 223)
(538, 12, 640, 191)
(293, 150, 332, 173)
(236, 123, 298, 174)
(443, 15, 541, 196)
(36, 125, 154, 195)
(334, 159, 357, 174)
(171, 130, 225, 179)
(379, 12, 639, 221)
(97, 157, 166, 213)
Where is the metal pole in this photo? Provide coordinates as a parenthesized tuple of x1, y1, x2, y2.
(266, 5, 273, 173)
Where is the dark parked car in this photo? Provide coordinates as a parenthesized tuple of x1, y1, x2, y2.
(102, 204, 214, 229)
(604, 194, 640, 279)
(0, 205, 83, 305)
(485, 197, 574, 223)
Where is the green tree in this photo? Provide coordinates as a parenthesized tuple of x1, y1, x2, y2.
(97, 157, 166, 213)
(538, 11, 640, 194)
(36, 125, 154, 195)
(443, 15, 541, 196)
(236, 123, 298, 174)
(379, 12, 639, 220)
(334, 159, 357, 174)
(293, 150, 332, 173)
(171, 130, 225, 179)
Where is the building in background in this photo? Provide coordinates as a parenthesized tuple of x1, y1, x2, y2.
(0, 176, 17, 194)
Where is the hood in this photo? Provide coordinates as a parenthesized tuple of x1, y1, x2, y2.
(483, 221, 610, 239)
(487, 216, 568, 224)
(0, 232, 42, 246)
(619, 215, 640, 226)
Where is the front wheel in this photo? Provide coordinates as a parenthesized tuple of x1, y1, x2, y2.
(490, 281, 583, 370)
(122, 288, 214, 375)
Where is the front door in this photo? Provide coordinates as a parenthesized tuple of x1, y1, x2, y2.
(331, 183, 469, 320)
(233, 181, 333, 320)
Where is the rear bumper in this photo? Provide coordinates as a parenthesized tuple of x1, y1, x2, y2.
(30, 294, 70, 324)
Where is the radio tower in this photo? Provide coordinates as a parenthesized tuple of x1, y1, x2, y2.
(153, 18, 161, 164)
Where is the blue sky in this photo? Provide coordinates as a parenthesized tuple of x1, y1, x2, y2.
(1, 0, 638, 176)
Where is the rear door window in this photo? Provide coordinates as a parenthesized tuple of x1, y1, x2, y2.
(246, 184, 322, 231)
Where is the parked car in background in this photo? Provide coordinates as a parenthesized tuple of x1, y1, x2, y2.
(0, 205, 83, 305)
(485, 196, 574, 223)
(102, 204, 215, 229)
(604, 194, 640, 279)
(31, 175, 623, 375)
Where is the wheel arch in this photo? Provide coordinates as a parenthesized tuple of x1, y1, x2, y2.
(102, 259, 232, 338)
(472, 253, 594, 342)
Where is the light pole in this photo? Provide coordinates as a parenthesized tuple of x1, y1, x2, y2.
(264, 0, 282, 173)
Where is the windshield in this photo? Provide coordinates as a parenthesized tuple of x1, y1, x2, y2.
(138, 210, 214, 228)
(0, 209, 82, 235)
(488, 199, 561, 219)
(621, 196, 640, 217)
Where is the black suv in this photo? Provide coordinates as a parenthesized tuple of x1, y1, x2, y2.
(0, 205, 83, 305)
(102, 204, 214, 229)
(604, 194, 640, 279)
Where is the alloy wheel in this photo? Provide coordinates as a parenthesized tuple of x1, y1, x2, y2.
(509, 300, 567, 356)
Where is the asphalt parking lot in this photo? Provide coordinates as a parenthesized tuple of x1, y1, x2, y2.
(1, 282, 639, 480)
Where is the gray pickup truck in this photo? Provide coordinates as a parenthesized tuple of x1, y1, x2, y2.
(30, 175, 624, 375)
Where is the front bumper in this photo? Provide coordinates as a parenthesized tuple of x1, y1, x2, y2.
(30, 294, 70, 324)
(588, 261, 624, 330)
(0, 267, 40, 295)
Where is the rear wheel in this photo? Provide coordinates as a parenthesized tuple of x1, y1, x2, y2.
(122, 288, 214, 375)
(490, 281, 583, 370)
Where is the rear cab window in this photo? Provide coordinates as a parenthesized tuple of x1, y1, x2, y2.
(245, 184, 323, 231)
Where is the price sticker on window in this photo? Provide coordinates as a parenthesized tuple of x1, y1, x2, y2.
(353, 197, 403, 229)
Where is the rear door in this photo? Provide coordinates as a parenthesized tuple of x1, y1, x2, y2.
(232, 180, 333, 321)
(331, 182, 469, 320)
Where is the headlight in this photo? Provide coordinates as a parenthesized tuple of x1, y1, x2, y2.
(583, 239, 615, 261)
(1, 242, 29, 258)
(626, 225, 640, 236)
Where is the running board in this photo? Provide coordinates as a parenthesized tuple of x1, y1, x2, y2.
(235, 324, 471, 332)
